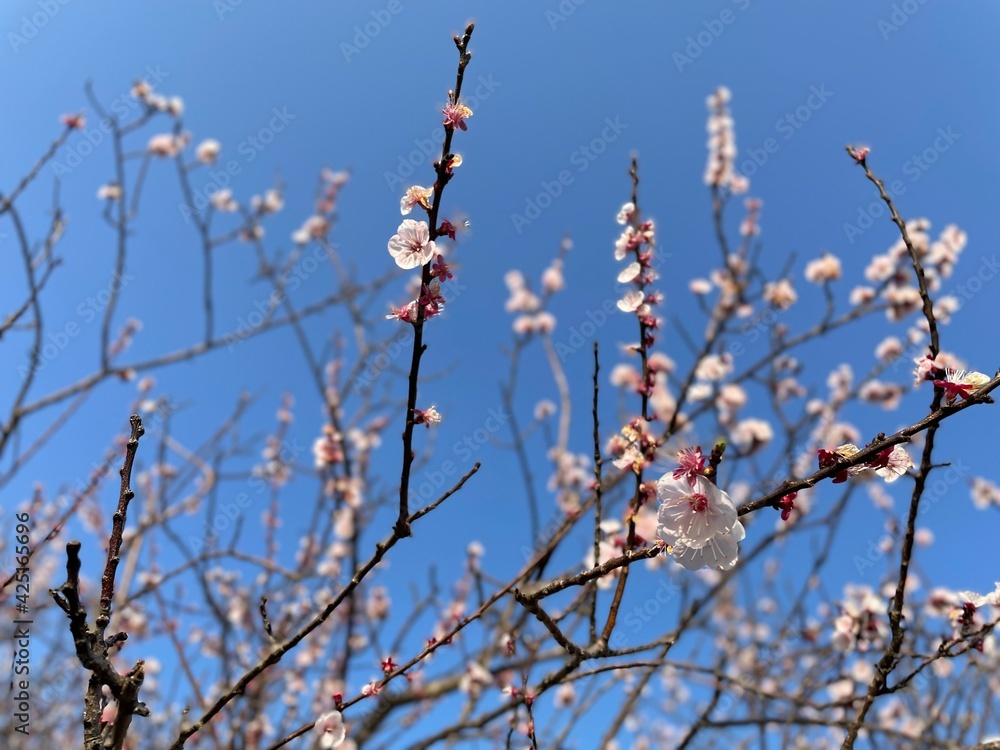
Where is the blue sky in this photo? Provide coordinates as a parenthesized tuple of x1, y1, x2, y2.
(3, 0, 1000, 745)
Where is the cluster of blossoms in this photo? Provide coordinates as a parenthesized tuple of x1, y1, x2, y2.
(944, 582, 1000, 646)
(309, 416, 389, 505)
(816, 441, 914, 484)
(92, 77, 298, 247)
(609, 353, 678, 424)
(703, 86, 749, 194)
(608, 417, 661, 475)
(127, 82, 189, 157)
(503, 269, 555, 334)
(680, 354, 777, 456)
(385, 251, 452, 323)
(252, 396, 296, 489)
(147, 131, 191, 159)
(292, 168, 350, 245)
(830, 584, 888, 653)
(546, 449, 592, 514)
(383, 97, 472, 323)
(655, 448, 745, 570)
(81, 86, 187, 194)
(855, 220, 967, 326)
(132, 79, 184, 117)
(503, 238, 569, 335)
(739, 197, 763, 238)
(613, 201, 661, 356)
(928, 365, 990, 404)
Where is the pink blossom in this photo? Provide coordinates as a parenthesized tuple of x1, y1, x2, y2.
(672, 447, 706, 487)
(413, 406, 442, 427)
(933, 368, 989, 404)
(61, 113, 85, 130)
(442, 101, 473, 131)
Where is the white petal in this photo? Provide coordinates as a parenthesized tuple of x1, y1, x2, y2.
(617, 262, 641, 283)
(617, 290, 644, 312)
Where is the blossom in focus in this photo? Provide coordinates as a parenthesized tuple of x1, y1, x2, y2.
(388, 220, 436, 270)
(672, 447, 706, 487)
(668, 521, 745, 571)
(776, 492, 797, 521)
(656, 475, 737, 551)
(955, 582, 1000, 609)
(442, 101, 473, 131)
(868, 445, 913, 482)
(400, 185, 434, 215)
(386, 301, 418, 322)
(933, 368, 990, 404)
(413, 406, 441, 427)
(313, 710, 346, 749)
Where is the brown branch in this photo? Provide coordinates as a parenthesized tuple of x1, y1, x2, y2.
(849, 150, 940, 356)
(396, 23, 475, 538)
(49, 415, 149, 750)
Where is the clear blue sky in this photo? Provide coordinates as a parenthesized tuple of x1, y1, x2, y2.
(3, 1, 1000, 746)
